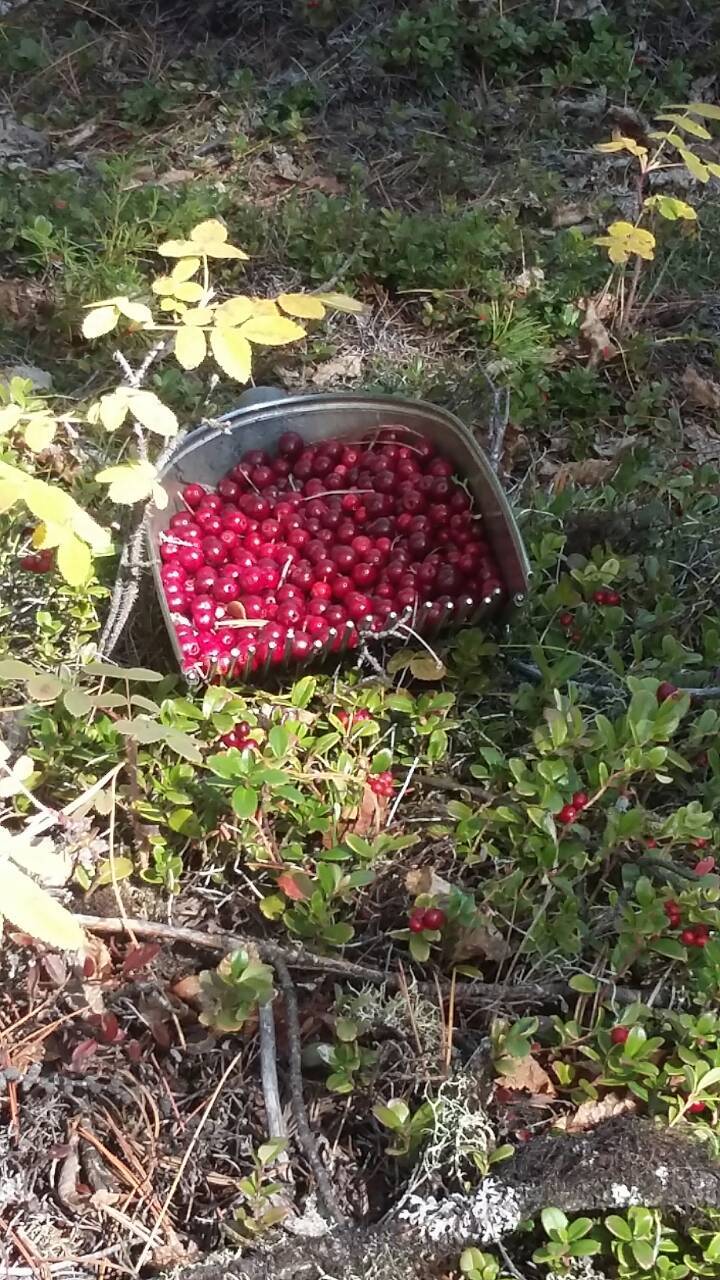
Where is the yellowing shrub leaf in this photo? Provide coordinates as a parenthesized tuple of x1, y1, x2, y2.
(215, 296, 255, 325)
(71, 506, 112, 554)
(655, 112, 712, 140)
(23, 477, 74, 525)
(210, 328, 252, 382)
(82, 306, 119, 339)
(116, 298, 153, 324)
(171, 257, 201, 281)
(644, 195, 697, 221)
(314, 291, 367, 314)
(595, 135, 648, 157)
(0, 856, 86, 950)
(152, 275, 175, 296)
(57, 534, 92, 586)
(277, 293, 326, 320)
(98, 391, 130, 432)
(95, 460, 158, 504)
(672, 101, 720, 120)
(24, 414, 56, 453)
(174, 281, 204, 302)
(126, 390, 178, 438)
(240, 315, 306, 346)
(175, 325, 207, 370)
(0, 404, 22, 431)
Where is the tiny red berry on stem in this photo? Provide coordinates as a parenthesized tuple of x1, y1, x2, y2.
(572, 791, 588, 810)
(610, 1025, 630, 1045)
(556, 803, 576, 826)
(409, 911, 426, 933)
(559, 612, 573, 628)
(681, 927, 698, 946)
(688, 1101, 706, 1114)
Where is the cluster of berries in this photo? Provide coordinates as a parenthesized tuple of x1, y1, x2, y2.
(556, 790, 589, 827)
(337, 708, 373, 727)
(408, 906, 446, 933)
(663, 899, 711, 948)
(219, 720, 260, 751)
(368, 770, 395, 798)
(158, 426, 506, 678)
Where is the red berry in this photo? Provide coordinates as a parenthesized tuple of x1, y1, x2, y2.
(556, 804, 577, 826)
(610, 1025, 630, 1045)
(572, 791, 589, 810)
(593, 589, 609, 605)
(681, 928, 697, 946)
(663, 899, 681, 920)
(559, 612, 573, 627)
(182, 484, 206, 508)
(688, 1101, 707, 1114)
(409, 911, 426, 933)
(605, 590, 621, 606)
(423, 908, 446, 931)
(657, 681, 679, 703)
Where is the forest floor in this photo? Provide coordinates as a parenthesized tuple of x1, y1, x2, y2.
(2, 1, 720, 1278)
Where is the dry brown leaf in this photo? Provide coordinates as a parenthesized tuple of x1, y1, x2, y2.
(405, 866, 453, 897)
(311, 353, 364, 388)
(350, 782, 386, 836)
(171, 974, 202, 1008)
(0, 279, 52, 326)
(554, 1092, 636, 1132)
(552, 458, 618, 493)
(496, 1056, 556, 1097)
(452, 911, 508, 963)
(682, 365, 720, 411)
(552, 200, 594, 228)
(580, 298, 617, 364)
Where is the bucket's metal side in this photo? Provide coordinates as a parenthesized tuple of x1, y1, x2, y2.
(145, 392, 531, 676)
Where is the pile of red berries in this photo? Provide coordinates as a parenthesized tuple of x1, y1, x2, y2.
(219, 720, 260, 751)
(556, 790, 589, 826)
(20, 548, 55, 573)
(158, 427, 506, 678)
(408, 905, 446, 933)
(369, 770, 395, 798)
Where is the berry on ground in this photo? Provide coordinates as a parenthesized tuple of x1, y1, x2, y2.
(610, 1025, 630, 1045)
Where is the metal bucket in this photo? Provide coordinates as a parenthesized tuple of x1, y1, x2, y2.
(145, 389, 531, 677)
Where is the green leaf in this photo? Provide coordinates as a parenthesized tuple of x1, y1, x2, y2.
(268, 725, 290, 758)
(257, 1138, 288, 1165)
(322, 922, 354, 946)
(650, 937, 687, 960)
(569, 974, 598, 993)
(27, 672, 63, 702)
(63, 688, 95, 717)
(668, 101, 720, 120)
(232, 785, 258, 819)
(605, 1215, 633, 1241)
(83, 662, 164, 681)
(371, 748, 393, 773)
(93, 856, 134, 887)
(164, 728, 203, 763)
(335, 1017, 358, 1042)
(0, 659, 35, 680)
(168, 808, 202, 835)
(631, 1239, 657, 1270)
(115, 717, 166, 744)
(290, 675, 317, 708)
(542, 1207, 568, 1236)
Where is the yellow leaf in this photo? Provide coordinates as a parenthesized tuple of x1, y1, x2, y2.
(174, 281, 204, 302)
(409, 654, 447, 680)
(595, 135, 647, 157)
(71, 506, 112, 553)
(708, 162, 720, 179)
(314, 291, 367, 314)
(98, 391, 130, 432)
(115, 297, 153, 324)
(152, 275, 175, 296)
(191, 218, 229, 244)
(159, 296, 183, 312)
(0, 856, 86, 950)
(95, 460, 158, 504)
(249, 298, 280, 317)
(215, 296, 255, 325)
(644, 195, 697, 221)
(175, 325, 207, 370)
(151, 482, 169, 511)
(24, 477, 74, 526)
(0, 404, 22, 431)
(210, 328, 253, 382)
(655, 112, 712, 140)
(277, 292, 326, 320)
(57, 534, 92, 586)
(126, 390, 178, 438)
(240, 315, 306, 346)
(666, 101, 720, 121)
(31, 523, 48, 548)
(595, 221, 655, 264)
(182, 307, 215, 326)
(171, 257, 201, 281)
(676, 145, 710, 182)
(82, 306, 119, 339)
(2, 832, 70, 886)
(23, 414, 56, 453)
(0, 482, 16, 513)
(157, 238, 205, 257)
